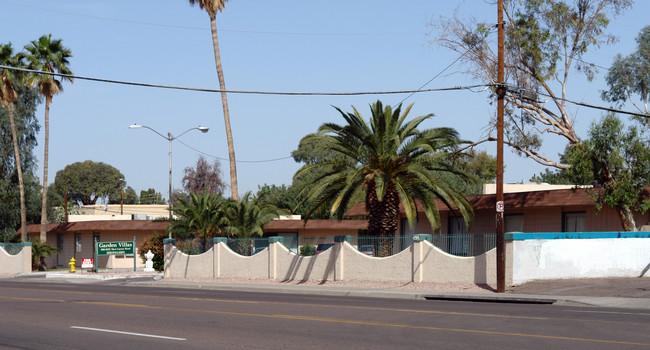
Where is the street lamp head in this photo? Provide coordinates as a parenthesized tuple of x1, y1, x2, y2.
(198, 126, 209, 133)
(129, 124, 142, 129)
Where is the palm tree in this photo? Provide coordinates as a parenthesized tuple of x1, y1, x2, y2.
(31, 238, 59, 271)
(295, 100, 474, 238)
(187, 0, 238, 201)
(0, 43, 28, 241)
(222, 192, 288, 255)
(222, 192, 289, 239)
(171, 192, 226, 240)
(24, 34, 73, 242)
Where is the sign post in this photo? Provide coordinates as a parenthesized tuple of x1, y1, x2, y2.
(94, 238, 98, 273)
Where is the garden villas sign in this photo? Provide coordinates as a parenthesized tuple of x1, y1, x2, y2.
(97, 241, 135, 256)
(94, 237, 137, 272)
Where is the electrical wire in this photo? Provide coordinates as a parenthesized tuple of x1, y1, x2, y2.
(0, 64, 487, 96)
(399, 27, 498, 105)
(175, 139, 293, 163)
(0, 0, 423, 36)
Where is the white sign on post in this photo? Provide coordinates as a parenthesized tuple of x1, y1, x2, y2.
(496, 201, 504, 213)
(81, 258, 93, 269)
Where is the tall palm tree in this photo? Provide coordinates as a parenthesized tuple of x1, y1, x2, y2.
(296, 100, 474, 237)
(187, 0, 239, 201)
(24, 34, 73, 242)
(0, 43, 28, 241)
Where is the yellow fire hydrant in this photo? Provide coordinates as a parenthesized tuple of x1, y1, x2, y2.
(69, 257, 76, 273)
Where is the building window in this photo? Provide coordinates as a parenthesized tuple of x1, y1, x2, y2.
(505, 214, 524, 233)
(563, 212, 586, 232)
(75, 234, 82, 253)
(448, 216, 467, 234)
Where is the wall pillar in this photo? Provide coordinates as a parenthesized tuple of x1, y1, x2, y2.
(213, 237, 227, 278)
(334, 235, 350, 281)
(269, 236, 284, 280)
(504, 234, 514, 286)
(23, 242, 32, 273)
(412, 234, 432, 283)
(162, 238, 176, 278)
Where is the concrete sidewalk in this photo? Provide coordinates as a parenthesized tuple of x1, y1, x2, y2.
(7, 271, 650, 310)
(142, 277, 650, 310)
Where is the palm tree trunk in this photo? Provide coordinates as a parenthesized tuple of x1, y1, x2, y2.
(39, 97, 51, 242)
(8, 104, 27, 241)
(210, 14, 238, 201)
(366, 182, 400, 236)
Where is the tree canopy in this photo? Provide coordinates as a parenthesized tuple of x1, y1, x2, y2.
(180, 155, 226, 197)
(603, 25, 650, 123)
(52, 160, 126, 205)
(431, 0, 632, 169)
(295, 100, 474, 236)
(0, 84, 41, 241)
(565, 113, 650, 231)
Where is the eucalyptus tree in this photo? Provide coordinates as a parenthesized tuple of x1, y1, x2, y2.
(432, 0, 632, 169)
(295, 100, 474, 237)
(24, 34, 73, 242)
(565, 113, 650, 231)
(0, 43, 28, 241)
(603, 25, 650, 124)
(187, 0, 239, 200)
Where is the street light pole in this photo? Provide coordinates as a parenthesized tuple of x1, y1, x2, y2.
(129, 124, 209, 236)
(168, 132, 173, 221)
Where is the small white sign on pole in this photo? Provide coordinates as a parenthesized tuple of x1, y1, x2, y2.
(81, 258, 93, 269)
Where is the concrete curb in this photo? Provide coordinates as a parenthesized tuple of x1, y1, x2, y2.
(8, 272, 650, 310)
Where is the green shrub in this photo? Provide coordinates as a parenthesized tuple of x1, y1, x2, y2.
(139, 231, 164, 271)
(300, 244, 315, 256)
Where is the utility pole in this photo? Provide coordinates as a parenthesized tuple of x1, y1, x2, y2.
(496, 0, 506, 293)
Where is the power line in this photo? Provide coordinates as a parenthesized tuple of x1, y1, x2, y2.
(0, 0, 423, 37)
(175, 139, 293, 163)
(400, 27, 498, 104)
(0, 64, 487, 96)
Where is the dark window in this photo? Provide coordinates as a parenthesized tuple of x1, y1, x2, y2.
(563, 212, 586, 232)
(447, 216, 468, 255)
(505, 214, 524, 233)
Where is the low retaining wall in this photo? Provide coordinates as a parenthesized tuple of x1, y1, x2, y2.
(0, 243, 32, 275)
(508, 232, 650, 284)
(164, 235, 505, 285)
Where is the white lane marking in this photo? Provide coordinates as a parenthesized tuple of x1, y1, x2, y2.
(565, 310, 650, 316)
(70, 326, 186, 341)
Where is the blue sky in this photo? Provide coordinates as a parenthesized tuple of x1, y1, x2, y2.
(1, 0, 648, 200)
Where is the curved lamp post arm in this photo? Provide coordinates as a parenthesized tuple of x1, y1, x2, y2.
(129, 124, 168, 140)
(128, 124, 210, 230)
(173, 126, 209, 140)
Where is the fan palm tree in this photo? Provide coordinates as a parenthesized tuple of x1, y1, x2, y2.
(31, 238, 59, 271)
(187, 0, 238, 201)
(171, 192, 226, 239)
(222, 191, 289, 239)
(170, 192, 227, 252)
(24, 34, 73, 242)
(0, 43, 28, 241)
(295, 100, 474, 237)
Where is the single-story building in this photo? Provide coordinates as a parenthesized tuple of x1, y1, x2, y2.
(22, 220, 168, 269)
(20, 186, 649, 268)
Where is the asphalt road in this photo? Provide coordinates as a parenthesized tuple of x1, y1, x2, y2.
(0, 280, 649, 349)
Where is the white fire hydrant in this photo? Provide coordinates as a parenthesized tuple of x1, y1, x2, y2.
(143, 250, 155, 272)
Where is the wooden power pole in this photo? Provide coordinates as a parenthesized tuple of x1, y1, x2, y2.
(496, 0, 506, 293)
